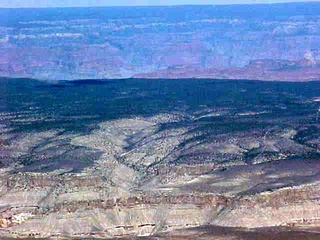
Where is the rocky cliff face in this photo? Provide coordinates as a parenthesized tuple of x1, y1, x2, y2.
(0, 3, 320, 80)
(1, 115, 320, 238)
(0, 163, 319, 238)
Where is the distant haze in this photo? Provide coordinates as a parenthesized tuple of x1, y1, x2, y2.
(1, 0, 320, 8)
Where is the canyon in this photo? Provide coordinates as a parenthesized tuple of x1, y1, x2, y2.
(1, 2, 320, 239)
(0, 3, 320, 81)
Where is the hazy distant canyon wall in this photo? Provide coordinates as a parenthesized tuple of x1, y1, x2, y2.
(0, 3, 320, 80)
